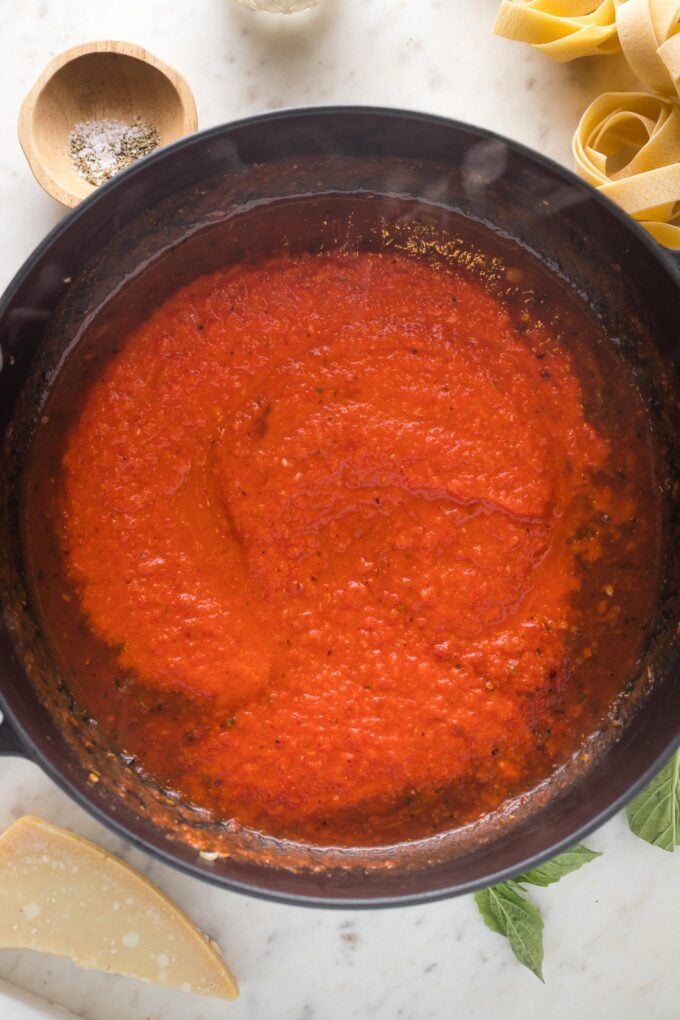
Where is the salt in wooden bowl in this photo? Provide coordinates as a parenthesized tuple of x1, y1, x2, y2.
(18, 41, 198, 208)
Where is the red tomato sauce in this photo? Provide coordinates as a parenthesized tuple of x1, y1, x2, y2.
(24, 248, 659, 846)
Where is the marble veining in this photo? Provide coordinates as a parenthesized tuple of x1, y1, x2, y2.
(0, 2, 677, 1018)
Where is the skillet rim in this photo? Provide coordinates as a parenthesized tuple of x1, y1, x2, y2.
(1, 104, 679, 907)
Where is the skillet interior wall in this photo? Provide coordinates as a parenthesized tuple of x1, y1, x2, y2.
(2, 136, 679, 883)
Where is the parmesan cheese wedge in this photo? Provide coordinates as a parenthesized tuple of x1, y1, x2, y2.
(0, 816, 238, 1001)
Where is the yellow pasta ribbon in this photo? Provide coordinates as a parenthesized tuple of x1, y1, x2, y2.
(493, 1, 680, 246)
(616, 0, 680, 97)
(573, 91, 680, 246)
(493, 1, 621, 61)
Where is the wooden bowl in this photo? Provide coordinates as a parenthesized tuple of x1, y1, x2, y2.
(18, 41, 198, 208)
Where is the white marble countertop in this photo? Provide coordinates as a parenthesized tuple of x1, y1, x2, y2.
(0, 2, 677, 1018)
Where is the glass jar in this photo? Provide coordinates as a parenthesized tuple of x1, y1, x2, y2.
(236, 0, 321, 11)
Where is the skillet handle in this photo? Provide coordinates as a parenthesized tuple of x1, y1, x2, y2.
(0, 714, 27, 757)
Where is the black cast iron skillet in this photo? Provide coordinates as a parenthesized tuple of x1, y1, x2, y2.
(0, 108, 679, 907)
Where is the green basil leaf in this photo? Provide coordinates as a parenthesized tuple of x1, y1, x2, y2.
(626, 751, 680, 852)
(474, 882, 544, 981)
(514, 844, 602, 887)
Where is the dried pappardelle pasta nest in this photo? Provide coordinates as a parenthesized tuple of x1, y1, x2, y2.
(493, 0, 680, 247)
(494, 1, 621, 60)
(574, 92, 680, 247)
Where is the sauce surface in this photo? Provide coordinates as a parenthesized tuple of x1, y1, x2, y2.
(26, 247, 659, 845)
